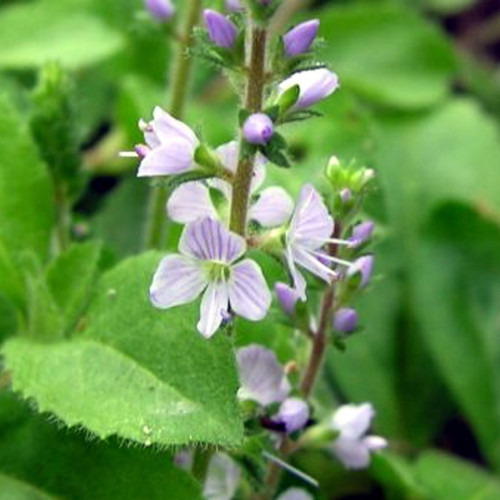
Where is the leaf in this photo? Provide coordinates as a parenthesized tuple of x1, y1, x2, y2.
(414, 450, 500, 500)
(0, 474, 56, 500)
(45, 241, 102, 333)
(0, 393, 202, 500)
(0, 2, 125, 70)
(319, 2, 456, 109)
(3, 252, 243, 447)
(419, 0, 478, 14)
(0, 93, 53, 261)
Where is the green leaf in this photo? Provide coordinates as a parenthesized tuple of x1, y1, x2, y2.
(414, 450, 500, 500)
(0, 393, 202, 500)
(418, 0, 478, 14)
(45, 241, 102, 333)
(3, 252, 243, 447)
(0, 474, 56, 500)
(0, 93, 53, 261)
(319, 2, 456, 108)
(0, 2, 125, 70)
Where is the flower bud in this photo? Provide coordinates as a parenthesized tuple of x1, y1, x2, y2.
(243, 113, 274, 145)
(275, 283, 300, 315)
(225, 0, 243, 11)
(348, 221, 374, 248)
(340, 188, 352, 205)
(283, 20, 320, 57)
(203, 9, 237, 49)
(273, 398, 309, 433)
(347, 255, 374, 288)
(278, 68, 339, 110)
(333, 308, 358, 333)
(144, 0, 174, 21)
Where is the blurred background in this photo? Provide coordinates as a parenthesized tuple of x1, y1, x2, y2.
(1, 0, 500, 498)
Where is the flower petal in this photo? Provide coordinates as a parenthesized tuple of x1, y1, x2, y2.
(277, 488, 313, 500)
(331, 403, 375, 440)
(197, 282, 229, 338)
(203, 453, 241, 500)
(285, 246, 307, 301)
(291, 245, 333, 284)
(364, 435, 388, 452)
(287, 184, 333, 250)
(152, 106, 198, 145)
(137, 140, 195, 177)
(273, 397, 310, 433)
(179, 217, 246, 264)
(331, 437, 370, 470)
(150, 255, 207, 309)
(167, 182, 217, 224)
(228, 259, 271, 321)
(249, 186, 294, 227)
(236, 344, 290, 406)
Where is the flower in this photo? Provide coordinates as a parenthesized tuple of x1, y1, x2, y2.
(133, 107, 199, 177)
(276, 488, 313, 500)
(203, 10, 238, 49)
(225, 0, 243, 11)
(347, 255, 374, 288)
(243, 113, 274, 145)
(278, 68, 339, 110)
(283, 20, 320, 57)
(274, 282, 300, 315)
(167, 141, 294, 228)
(348, 221, 374, 248)
(333, 308, 358, 333)
(144, 0, 174, 21)
(273, 398, 310, 433)
(150, 217, 271, 338)
(330, 403, 387, 469)
(203, 453, 240, 500)
(236, 345, 290, 406)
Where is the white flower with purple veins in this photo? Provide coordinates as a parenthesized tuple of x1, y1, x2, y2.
(167, 141, 294, 228)
(330, 403, 388, 469)
(203, 453, 240, 500)
(150, 217, 271, 338)
(278, 68, 339, 110)
(128, 106, 200, 177)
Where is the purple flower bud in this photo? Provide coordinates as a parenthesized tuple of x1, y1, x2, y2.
(283, 20, 320, 57)
(333, 308, 358, 333)
(348, 221, 374, 248)
(340, 188, 352, 204)
(347, 255, 374, 288)
(203, 9, 237, 49)
(273, 398, 310, 433)
(134, 144, 149, 159)
(278, 68, 339, 110)
(225, 0, 243, 11)
(243, 113, 274, 145)
(275, 283, 300, 315)
(144, 0, 174, 21)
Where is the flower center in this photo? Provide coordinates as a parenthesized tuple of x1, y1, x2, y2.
(205, 262, 231, 283)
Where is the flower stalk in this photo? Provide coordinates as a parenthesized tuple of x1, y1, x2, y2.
(144, 0, 203, 250)
(230, 24, 268, 236)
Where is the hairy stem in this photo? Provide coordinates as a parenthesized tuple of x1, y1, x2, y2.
(229, 26, 267, 236)
(144, 0, 202, 250)
(53, 182, 71, 255)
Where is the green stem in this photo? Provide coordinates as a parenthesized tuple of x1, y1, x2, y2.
(53, 182, 71, 254)
(144, 0, 202, 250)
(192, 447, 214, 484)
(229, 25, 268, 236)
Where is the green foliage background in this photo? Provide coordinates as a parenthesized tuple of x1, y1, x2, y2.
(0, 0, 500, 498)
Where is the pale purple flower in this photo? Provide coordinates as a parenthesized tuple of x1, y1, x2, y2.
(273, 398, 310, 433)
(243, 113, 274, 145)
(333, 308, 358, 333)
(274, 282, 300, 315)
(278, 68, 339, 110)
(283, 20, 320, 57)
(236, 345, 291, 406)
(348, 221, 374, 248)
(144, 0, 174, 20)
(132, 107, 199, 177)
(347, 255, 374, 288)
(204, 10, 237, 49)
(150, 218, 271, 338)
(167, 141, 293, 228)
(225, 0, 243, 11)
(203, 453, 240, 500)
(330, 403, 387, 469)
(277, 488, 313, 500)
